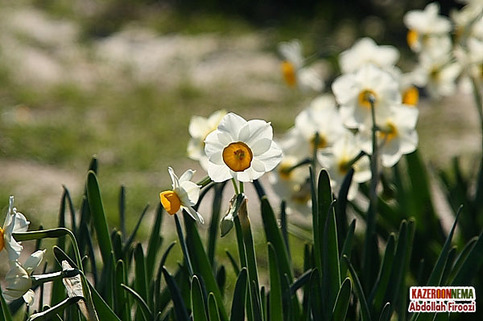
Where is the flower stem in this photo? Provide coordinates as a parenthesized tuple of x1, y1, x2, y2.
(174, 213, 194, 277)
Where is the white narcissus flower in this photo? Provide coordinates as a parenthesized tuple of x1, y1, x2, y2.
(159, 167, 204, 223)
(3, 249, 46, 306)
(358, 105, 419, 167)
(339, 37, 400, 74)
(187, 110, 227, 171)
(332, 64, 402, 129)
(318, 131, 371, 200)
(404, 2, 452, 52)
(278, 39, 324, 92)
(1, 196, 30, 261)
(293, 94, 346, 154)
(204, 113, 283, 183)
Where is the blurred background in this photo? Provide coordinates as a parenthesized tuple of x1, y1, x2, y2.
(0, 0, 479, 234)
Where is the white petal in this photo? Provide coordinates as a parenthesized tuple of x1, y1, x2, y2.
(12, 212, 29, 233)
(188, 115, 210, 138)
(23, 289, 35, 306)
(167, 167, 179, 189)
(179, 169, 195, 183)
(250, 138, 272, 155)
(23, 249, 46, 274)
(208, 163, 233, 183)
(255, 142, 283, 172)
(179, 181, 201, 205)
(217, 113, 247, 139)
(184, 206, 205, 224)
(246, 120, 273, 145)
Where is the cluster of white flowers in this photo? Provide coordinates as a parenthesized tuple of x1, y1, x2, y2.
(271, 37, 420, 214)
(404, 1, 483, 98)
(1, 196, 44, 306)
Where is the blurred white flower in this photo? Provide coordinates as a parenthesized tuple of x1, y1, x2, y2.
(278, 39, 324, 92)
(318, 131, 371, 200)
(339, 37, 400, 74)
(159, 167, 204, 223)
(204, 113, 283, 182)
(3, 249, 45, 306)
(332, 64, 402, 129)
(187, 110, 227, 171)
(281, 95, 346, 157)
(404, 2, 452, 52)
(358, 105, 419, 167)
(1, 196, 30, 261)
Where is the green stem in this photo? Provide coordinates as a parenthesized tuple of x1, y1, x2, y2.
(31, 269, 80, 287)
(196, 176, 213, 188)
(232, 178, 240, 195)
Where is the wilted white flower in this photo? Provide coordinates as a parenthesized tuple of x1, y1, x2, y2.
(187, 110, 227, 171)
(204, 113, 283, 182)
(3, 249, 45, 306)
(339, 37, 400, 74)
(159, 167, 204, 223)
(1, 196, 30, 261)
(278, 39, 324, 92)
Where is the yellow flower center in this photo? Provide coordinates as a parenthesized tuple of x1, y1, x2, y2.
(160, 191, 181, 215)
(281, 61, 297, 88)
(310, 134, 327, 150)
(338, 159, 350, 176)
(407, 29, 419, 49)
(403, 86, 419, 106)
(378, 122, 398, 143)
(223, 142, 253, 172)
(0, 228, 4, 252)
(358, 89, 377, 109)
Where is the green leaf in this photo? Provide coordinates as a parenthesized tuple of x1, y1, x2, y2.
(427, 208, 462, 286)
(230, 268, 247, 321)
(343, 255, 372, 321)
(115, 260, 131, 321)
(123, 204, 150, 256)
(226, 251, 240, 275)
(208, 182, 226, 264)
(191, 276, 209, 321)
(28, 297, 83, 321)
(162, 267, 190, 321)
(208, 293, 222, 321)
(0, 284, 13, 321)
(451, 228, 483, 286)
(86, 170, 113, 265)
(89, 282, 121, 321)
(339, 219, 356, 280)
(121, 284, 153, 321)
(146, 204, 164, 278)
(260, 197, 293, 281)
(378, 303, 392, 321)
(183, 210, 229, 320)
(268, 243, 283, 321)
(322, 197, 341, 319)
(330, 277, 352, 321)
(155, 241, 177, 312)
(369, 234, 395, 312)
(309, 269, 322, 321)
(134, 243, 149, 303)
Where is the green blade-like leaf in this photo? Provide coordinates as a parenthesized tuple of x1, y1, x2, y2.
(261, 197, 293, 281)
(208, 293, 222, 321)
(309, 269, 322, 321)
(89, 282, 121, 321)
(343, 255, 372, 321)
(339, 219, 356, 280)
(230, 268, 248, 321)
(427, 208, 462, 286)
(208, 182, 226, 265)
(322, 198, 341, 320)
(369, 234, 395, 312)
(378, 303, 392, 321)
(155, 241, 177, 313)
(226, 251, 240, 275)
(191, 276, 209, 321)
(0, 284, 13, 321)
(330, 277, 352, 321)
(451, 229, 483, 286)
(123, 204, 150, 255)
(162, 267, 190, 321)
(28, 297, 82, 321)
(134, 243, 149, 303)
(115, 260, 131, 321)
(268, 243, 283, 321)
(146, 204, 164, 279)
(86, 171, 113, 265)
(448, 237, 477, 283)
(121, 284, 153, 321)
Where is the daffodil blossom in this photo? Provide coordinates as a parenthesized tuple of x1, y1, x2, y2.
(187, 110, 227, 171)
(339, 37, 400, 74)
(357, 104, 419, 167)
(332, 64, 402, 129)
(278, 39, 324, 92)
(404, 2, 452, 53)
(3, 249, 45, 305)
(204, 112, 283, 183)
(159, 167, 204, 223)
(1, 196, 30, 261)
(318, 131, 371, 200)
